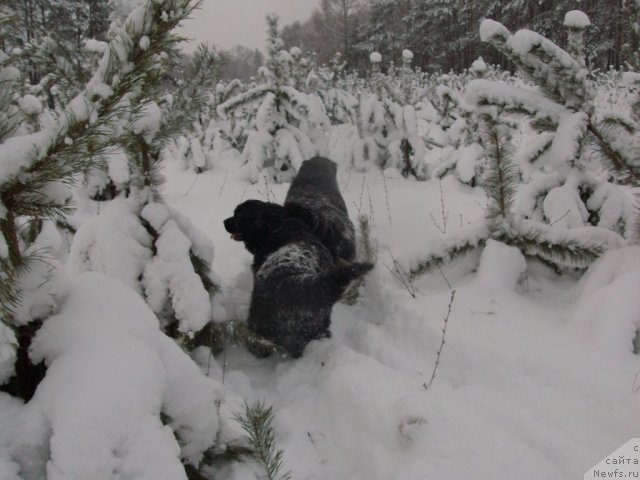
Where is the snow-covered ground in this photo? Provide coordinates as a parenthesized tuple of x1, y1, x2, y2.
(158, 158, 640, 480)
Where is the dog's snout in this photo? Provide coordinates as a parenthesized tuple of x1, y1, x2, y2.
(223, 217, 237, 233)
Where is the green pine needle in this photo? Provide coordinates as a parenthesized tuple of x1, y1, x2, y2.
(233, 401, 292, 480)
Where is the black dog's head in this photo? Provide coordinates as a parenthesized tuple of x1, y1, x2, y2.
(291, 156, 338, 187)
(224, 200, 285, 254)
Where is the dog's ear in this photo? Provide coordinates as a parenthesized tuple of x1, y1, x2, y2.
(255, 207, 283, 233)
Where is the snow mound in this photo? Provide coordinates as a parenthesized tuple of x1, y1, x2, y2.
(475, 239, 526, 291)
(13, 272, 228, 479)
(70, 198, 217, 334)
(573, 246, 640, 353)
(69, 198, 152, 294)
(13, 255, 69, 326)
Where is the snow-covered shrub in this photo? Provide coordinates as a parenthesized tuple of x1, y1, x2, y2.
(406, 12, 638, 277)
(0, 0, 213, 400)
(171, 71, 243, 173)
(310, 53, 359, 126)
(573, 246, 640, 354)
(429, 81, 484, 185)
(70, 197, 220, 347)
(410, 106, 620, 277)
(473, 14, 638, 243)
(353, 51, 428, 179)
(6, 272, 238, 479)
(217, 15, 329, 183)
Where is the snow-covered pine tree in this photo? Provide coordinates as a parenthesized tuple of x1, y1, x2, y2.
(1, 4, 245, 479)
(428, 61, 489, 186)
(0, 0, 221, 401)
(352, 51, 388, 172)
(308, 52, 359, 126)
(385, 49, 428, 179)
(473, 15, 636, 244)
(4, 0, 111, 111)
(206, 78, 247, 169)
(478, 13, 640, 182)
(410, 12, 635, 277)
(354, 50, 427, 179)
(305, 52, 361, 165)
(0, 6, 251, 478)
(70, 36, 222, 350)
(217, 14, 329, 183)
(171, 54, 244, 173)
(410, 105, 611, 278)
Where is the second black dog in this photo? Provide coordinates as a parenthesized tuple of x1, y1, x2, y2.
(224, 200, 372, 357)
(285, 156, 356, 264)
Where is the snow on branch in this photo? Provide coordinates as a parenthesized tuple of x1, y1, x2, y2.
(0, 0, 194, 191)
(13, 272, 229, 478)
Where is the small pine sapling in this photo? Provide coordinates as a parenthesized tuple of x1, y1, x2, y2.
(310, 53, 359, 126)
(217, 15, 329, 184)
(354, 51, 428, 179)
(67, 4, 222, 349)
(234, 401, 292, 480)
(410, 105, 610, 279)
(0, 0, 209, 399)
(473, 14, 638, 246)
(429, 70, 486, 186)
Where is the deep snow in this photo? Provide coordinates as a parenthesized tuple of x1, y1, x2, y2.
(1, 142, 638, 480)
(159, 159, 640, 480)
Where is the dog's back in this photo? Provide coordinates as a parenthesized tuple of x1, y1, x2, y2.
(250, 242, 372, 357)
(285, 157, 356, 263)
(247, 217, 372, 358)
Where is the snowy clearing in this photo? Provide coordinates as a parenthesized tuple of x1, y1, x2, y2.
(157, 159, 640, 480)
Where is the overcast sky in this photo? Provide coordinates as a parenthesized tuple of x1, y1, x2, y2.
(180, 0, 318, 52)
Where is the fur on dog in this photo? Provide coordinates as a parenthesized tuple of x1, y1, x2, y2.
(284, 156, 356, 264)
(224, 200, 372, 357)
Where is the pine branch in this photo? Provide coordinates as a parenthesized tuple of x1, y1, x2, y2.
(0, 68, 22, 141)
(409, 220, 489, 279)
(478, 111, 519, 228)
(479, 19, 592, 112)
(501, 218, 607, 271)
(0, 256, 24, 320)
(160, 43, 221, 144)
(233, 402, 292, 480)
(587, 120, 640, 184)
(217, 84, 273, 119)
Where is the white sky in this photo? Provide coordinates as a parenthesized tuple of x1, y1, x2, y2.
(180, 0, 318, 52)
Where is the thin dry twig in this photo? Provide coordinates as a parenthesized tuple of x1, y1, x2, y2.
(423, 288, 456, 391)
(183, 173, 199, 197)
(429, 179, 449, 234)
(383, 249, 423, 298)
(218, 171, 229, 197)
(378, 168, 393, 225)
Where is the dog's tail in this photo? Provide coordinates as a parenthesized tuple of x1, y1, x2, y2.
(329, 262, 374, 298)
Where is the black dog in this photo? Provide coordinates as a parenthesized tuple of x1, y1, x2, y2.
(284, 157, 356, 264)
(224, 200, 372, 357)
